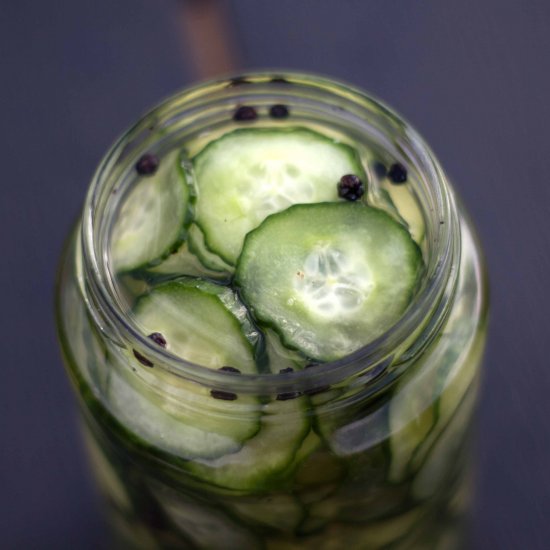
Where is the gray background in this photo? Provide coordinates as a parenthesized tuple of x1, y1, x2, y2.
(1, 1, 548, 548)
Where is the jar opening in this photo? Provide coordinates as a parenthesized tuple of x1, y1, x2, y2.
(81, 72, 460, 392)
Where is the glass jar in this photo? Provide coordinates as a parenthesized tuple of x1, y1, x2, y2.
(56, 73, 488, 549)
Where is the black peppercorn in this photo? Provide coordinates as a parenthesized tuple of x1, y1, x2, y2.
(269, 104, 289, 119)
(148, 332, 167, 348)
(276, 391, 302, 401)
(337, 174, 365, 201)
(304, 385, 331, 396)
(373, 161, 388, 179)
(135, 153, 159, 176)
(388, 163, 408, 184)
(210, 389, 238, 401)
(233, 105, 258, 122)
(279, 367, 294, 374)
(218, 366, 241, 374)
(227, 76, 251, 87)
(271, 77, 290, 84)
(133, 349, 154, 368)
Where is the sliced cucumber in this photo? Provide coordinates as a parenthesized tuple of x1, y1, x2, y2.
(389, 350, 479, 485)
(262, 328, 306, 374)
(236, 202, 423, 361)
(293, 432, 346, 489)
(82, 425, 132, 513)
(326, 403, 390, 458)
(134, 279, 260, 370)
(222, 493, 306, 534)
(107, 280, 265, 459)
(412, 386, 477, 500)
(187, 395, 310, 491)
(304, 484, 407, 529)
(387, 359, 440, 483)
(192, 127, 366, 265)
(111, 149, 190, 272)
(187, 223, 234, 274)
(107, 363, 255, 459)
(148, 482, 262, 550)
(272, 506, 426, 550)
(139, 240, 231, 283)
(389, 267, 484, 482)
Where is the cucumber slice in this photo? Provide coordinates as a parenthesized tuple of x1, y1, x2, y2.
(304, 484, 406, 529)
(389, 263, 484, 483)
(387, 360, 440, 482)
(222, 493, 305, 534)
(192, 128, 366, 265)
(236, 202, 423, 361)
(272, 506, 426, 550)
(111, 149, 190, 272)
(187, 396, 310, 491)
(82, 426, 132, 514)
(149, 482, 262, 550)
(108, 280, 264, 459)
(107, 364, 255, 459)
(187, 223, 234, 274)
(412, 386, 477, 500)
(139, 240, 231, 283)
(134, 279, 260, 370)
(293, 433, 346, 488)
(262, 328, 306, 374)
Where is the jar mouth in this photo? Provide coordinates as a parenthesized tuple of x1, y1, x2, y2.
(82, 71, 459, 393)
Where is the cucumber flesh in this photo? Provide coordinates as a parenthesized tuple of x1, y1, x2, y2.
(187, 223, 234, 274)
(107, 364, 253, 459)
(134, 279, 260, 371)
(139, 240, 231, 283)
(262, 328, 306, 374)
(412, 386, 476, 500)
(223, 493, 306, 533)
(111, 149, 190, 272)
(192, 127, 366, 265)
(113, 280, 264, 459)
(149, 482, 262, 550)
(236, 202, 423, 361)
(389, 263, 483, 482)
(187, 396, 310, 491)
(389, 344, 479, 483)
(82, 427, 132, 513)
(387, 360, 440, 482)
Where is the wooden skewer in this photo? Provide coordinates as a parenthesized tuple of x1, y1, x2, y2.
(178, 0, 240, 80)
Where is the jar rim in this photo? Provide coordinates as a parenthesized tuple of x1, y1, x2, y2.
(81, 71, 460, 393)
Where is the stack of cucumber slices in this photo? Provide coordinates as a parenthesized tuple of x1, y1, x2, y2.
(109, 126, 423, 489)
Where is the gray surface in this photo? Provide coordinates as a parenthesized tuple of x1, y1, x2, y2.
(1, 1, 548, 548)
